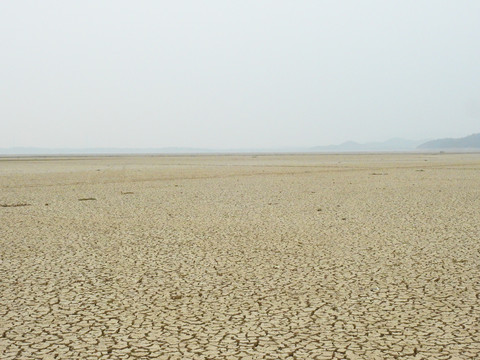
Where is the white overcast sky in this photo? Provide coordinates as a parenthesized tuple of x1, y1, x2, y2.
(1, 1, 480, 148)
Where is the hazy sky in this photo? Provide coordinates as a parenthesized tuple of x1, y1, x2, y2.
(1, 1, 480, 149)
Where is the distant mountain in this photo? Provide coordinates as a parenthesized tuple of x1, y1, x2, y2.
(311, 138, 425, 152)
(12, 135, 478, 155)
(417, 133, 480, 149)
(0, 138, 429, 156)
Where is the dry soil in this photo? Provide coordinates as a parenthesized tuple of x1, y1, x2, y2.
(1, 154, 479, 359)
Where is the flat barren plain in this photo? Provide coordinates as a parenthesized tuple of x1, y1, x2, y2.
(1, 153, 479, 360)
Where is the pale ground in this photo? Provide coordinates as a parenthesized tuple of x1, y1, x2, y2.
(1, 153, 479, 360)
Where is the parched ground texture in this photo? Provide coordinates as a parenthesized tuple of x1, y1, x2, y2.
(1, 153, 479, 360)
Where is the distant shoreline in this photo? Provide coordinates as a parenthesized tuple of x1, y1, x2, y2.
(1, 150, 480, 160)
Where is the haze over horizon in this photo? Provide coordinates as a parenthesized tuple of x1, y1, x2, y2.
(1, 1, 480, 149)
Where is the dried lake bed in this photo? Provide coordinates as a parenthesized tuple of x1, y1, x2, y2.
(1, 153, 479, 359)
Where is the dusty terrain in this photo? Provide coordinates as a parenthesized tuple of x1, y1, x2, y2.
(1, 153, 479, 359)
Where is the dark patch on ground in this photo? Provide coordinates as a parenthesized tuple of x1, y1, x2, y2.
(0, 203, 30, 208)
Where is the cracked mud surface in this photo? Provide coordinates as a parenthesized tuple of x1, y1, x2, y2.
(1, 154, 480, 359)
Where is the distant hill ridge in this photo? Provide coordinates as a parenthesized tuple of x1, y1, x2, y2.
(417, 133, 480, 149)
(312, 138, 425, 152)
(2, 134, 479, 155)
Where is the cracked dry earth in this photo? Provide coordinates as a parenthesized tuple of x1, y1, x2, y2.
(1, 154, 480, 360)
